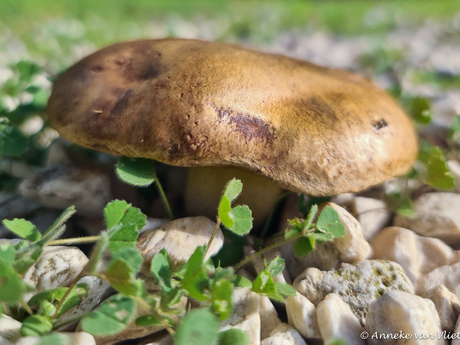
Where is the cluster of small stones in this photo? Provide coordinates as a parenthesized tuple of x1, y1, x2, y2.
(4, 192, 460, 344)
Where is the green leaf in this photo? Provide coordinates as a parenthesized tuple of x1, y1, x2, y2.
(212, 242, 244, 267)
(135, 314, 162, 326)
(294, 236, 315, 257)
(228, 205, 253, 236)
(38, 206, 76, 245)
(316, 206, 346, 238)
(0, 259, 25, 303)
(222, 179, 243, 203)
(37, 301, 56, 318)
(116, 157, 157, 187)
(55, 283, 88, 318)
(426, 148, 455, 189)
(309, 230, 335, 244)
(105, 258, 142, 296)
(113, 247, 143, 273)
(38, 333, 71, 345)
(108, 223, 138, 255)
(3, 218, 41, 242)
(28, 287, 67, 307)
(13, 242, 43, 274)
(0, 126, 29, 156)
(32, 88, 50, 108)
(217, 329, 249, 345)
(0, 242, 15, 263)
(232, 275, 252, 288)
(182, 246, 209, 301)
(395, 197, 414, 218)
(218, 196, 234, 228)
(286, 205, 318, 239)
(151, 251, 172, 293)
(275, 282, 296, 297)
(17, 61, 42, 82)
(175, 309, 221, 345)
(267, 256, 284, 276)
(161, 287, 183, 309)
(305, 204, 319, 230)
(251, 270, 277, 296)
(81, 294, 136, 336)
(21, 315, 52, 336)
(211, 279, 234, 320)
(218, 179, 253, 235)
(104, 199, 146, 230)
(410, 97, 431, 125)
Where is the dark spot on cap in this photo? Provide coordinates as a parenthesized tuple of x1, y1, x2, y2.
(168, 144, 179, 157)
(91, 65, 104, 72)
(373, 119, 388, 131)
(212, 104, 275, 144)
(139, 63, 159, 80)
(111, 89, 133, 117)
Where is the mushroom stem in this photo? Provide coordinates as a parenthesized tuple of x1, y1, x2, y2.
(185, 166, 283, 229)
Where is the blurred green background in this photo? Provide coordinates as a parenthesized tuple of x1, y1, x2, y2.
(2, 0, 460, 71)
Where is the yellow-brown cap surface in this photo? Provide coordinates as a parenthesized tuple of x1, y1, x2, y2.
(47, 39, 418, 196)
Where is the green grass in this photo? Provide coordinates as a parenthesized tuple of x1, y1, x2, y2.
(2, 0, 460, 42)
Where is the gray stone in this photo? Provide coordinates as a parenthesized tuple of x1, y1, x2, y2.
(23, 246, 88, 302)
(394, 193, 460, 244)
(137, 216, 224, 275)
(56, 276, 112, 331)
(220, 287, 261, 345)
(261, 323, 307, 345)
(366, 291, 445, 345)
(286, 292, 321, 339)
(293, 260, 414, 324)
(317, 293, 365, 345)
(424, 285, 460, 332)
(371, 227, 457, 288)
(20, 164, 111, 217)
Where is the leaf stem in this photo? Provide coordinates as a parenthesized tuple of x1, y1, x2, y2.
(153, 170, 174, 220)
(234, 232, 304, 271)
(51, 270, 84, 319)
(205, 218, 222, 256)
(52, 312, 91, 330)
(134, 297, 176, 335)
(20, 299, 33, 315)
(48, 236, 101, 246)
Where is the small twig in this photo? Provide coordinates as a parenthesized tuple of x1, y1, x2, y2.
(205, 218, 222, 256)
(234, 232, 304, 271)
(52, 312, 91, 330)
(135, 297, 176, 335)
(51, 270, 84, 319)
(153, 170, 174, 220)
(48, 236, 100, 246)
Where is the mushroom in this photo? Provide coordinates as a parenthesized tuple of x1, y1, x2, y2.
(46, 39, 418, 224)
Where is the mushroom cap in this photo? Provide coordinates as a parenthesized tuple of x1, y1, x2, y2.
(47, 39, 418, 196)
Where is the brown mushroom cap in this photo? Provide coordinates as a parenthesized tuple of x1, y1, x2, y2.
(47, 38, 418, 196)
